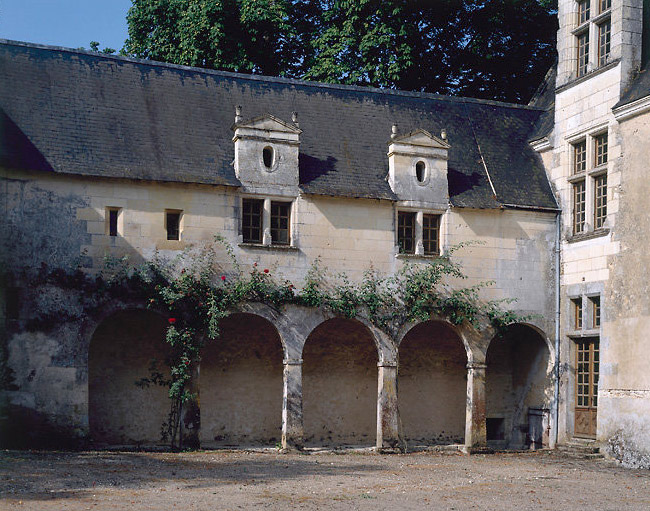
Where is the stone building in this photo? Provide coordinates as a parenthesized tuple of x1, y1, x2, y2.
(0, 1, 648, 462)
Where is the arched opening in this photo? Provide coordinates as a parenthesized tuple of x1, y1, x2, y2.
(199, 313, 283, 447)
(486, 324, 552, 449)
(88, 309, 170, 447)
(398, 321, 468, 446)
(303, 318, 378, 447)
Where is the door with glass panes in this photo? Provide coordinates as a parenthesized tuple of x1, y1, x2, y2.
(574, 338, 599, 438)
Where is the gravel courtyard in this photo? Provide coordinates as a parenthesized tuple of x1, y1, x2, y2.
(1, 449, 649, 510)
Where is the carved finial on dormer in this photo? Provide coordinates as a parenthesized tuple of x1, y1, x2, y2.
(391, 124, 399, 140)
(235, 105, 243, 123)
(291, 111, 299, 128)
(440, 129, 447, 141)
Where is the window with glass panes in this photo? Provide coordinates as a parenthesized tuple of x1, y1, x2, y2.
(598, 21, 611, 66)
(595, 133, 608, 166)
(591, 296, 601, 328)
(573, 181, 586, 234)
(594, 174, 607, 229)
(599, 0, 611, 13)
(577, 32, 589, 76)
(242, 199, 263, 243)
(573, 140, 586, 173)
(166, 211, 181, 241)
(573, 298, 583, 329)
(397, 212, 416, 254)
(270, 201, 290, 245)
(576, 339, 599, 408)
(422, 214, 440, 255)
(578, 0, 590, 23)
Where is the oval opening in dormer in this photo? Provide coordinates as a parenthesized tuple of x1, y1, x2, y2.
(415, 161, 426, 183)
(263, 146, 274, 169)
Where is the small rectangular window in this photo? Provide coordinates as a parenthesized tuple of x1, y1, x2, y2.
(106, 207, 120, 237)
(573, 140, 586, 173)
(598, 21, 611, 66)
(397, 212, 416, 254)
(578, 0, 590, 24)
(242, 199, 263, 244)
(591, 296, 601, 328)
(594, 174, 607, 229)
(599, 0, 611, 13)
(573, 180, 586, 234)
(595, 133, 608, 166)
(573, 298, 583, 329)
(577, 32, 589, 77)
(166, 210, 181, 241)
(422, 214, 440, 255)
(270, 201, 291, 246)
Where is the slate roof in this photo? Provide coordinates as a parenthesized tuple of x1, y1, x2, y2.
(0, 40, 557, 210)
(615, 67, 650, 109)
(528, 66, 556, 143)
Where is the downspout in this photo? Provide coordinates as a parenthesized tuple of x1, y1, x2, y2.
(552, 210, 562, 448)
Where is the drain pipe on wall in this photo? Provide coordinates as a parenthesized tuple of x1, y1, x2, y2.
(552, 210, 562, 449)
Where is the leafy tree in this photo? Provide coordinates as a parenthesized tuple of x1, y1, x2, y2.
(123, 0, 557, 103)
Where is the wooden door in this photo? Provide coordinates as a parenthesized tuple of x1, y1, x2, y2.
(574, 338, 599, 438)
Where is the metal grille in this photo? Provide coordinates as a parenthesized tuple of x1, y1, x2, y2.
(397, 212, 415, 254)
(594, 174, 607, 229)
(242, 199, 263, 243)
(422, 214, 440, 255)
(573, 140, 586, 173)
(573, 181, 586, 234)
(270, 201, 290, 245)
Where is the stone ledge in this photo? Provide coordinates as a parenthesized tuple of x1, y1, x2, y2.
(238, 243, 300, 252)
(566, 228, 610, 244)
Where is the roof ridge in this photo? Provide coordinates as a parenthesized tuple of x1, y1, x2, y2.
(0, 38, 545, 112)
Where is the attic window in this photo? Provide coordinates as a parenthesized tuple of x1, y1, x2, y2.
(263, 146, 274, 169)
(415, 161, 426, 183)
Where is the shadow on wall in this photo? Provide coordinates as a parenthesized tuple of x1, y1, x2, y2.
(486, 324, 552, 450)
(398, 320, 468, 446)
(303, 318, 378, 447)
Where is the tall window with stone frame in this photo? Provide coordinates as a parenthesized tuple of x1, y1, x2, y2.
(578, 0, 590, 24)
(573, 180, 586, 234)
(422, 214, 440, 255)
(598, 20, 611, 66)
(242, 198, 263, 243)
(594, 174, 608, 229)
(577, 31, 589, 77)
(573, 140, 587, 174)
(594, 133, 608, 167)
(397, 212, 416, 254)
(270, 201, 291, 245)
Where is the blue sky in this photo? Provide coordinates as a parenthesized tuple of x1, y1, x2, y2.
(1, 0, 132, 51)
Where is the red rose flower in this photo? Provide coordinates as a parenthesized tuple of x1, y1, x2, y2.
(264, 269, 269, 273)
(168, 317, 176, 324)
(221, 275, 226, 281)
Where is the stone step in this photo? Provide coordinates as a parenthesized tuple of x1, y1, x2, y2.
(556, 440, 604, 459)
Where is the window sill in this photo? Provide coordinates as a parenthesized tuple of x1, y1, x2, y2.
(396, 252, 441, 260)
(238, 243, 299, 251)
(568, 328, 601, 338)
(566, 228, 609, 243)
(556, 59, 619, 93)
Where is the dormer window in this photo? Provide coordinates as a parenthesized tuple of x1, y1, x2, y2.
(415, 161, 426, 183)
(263, 146, 274, 169)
